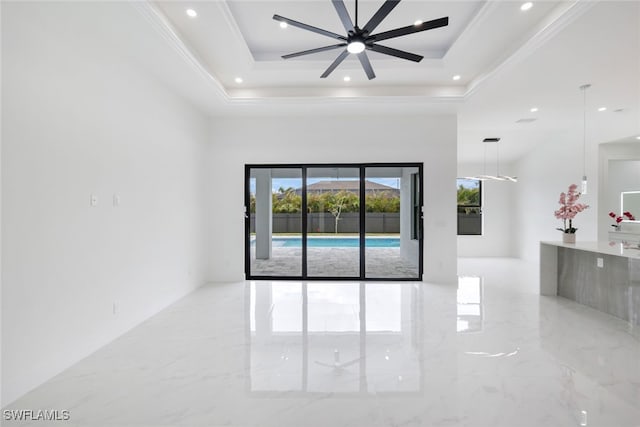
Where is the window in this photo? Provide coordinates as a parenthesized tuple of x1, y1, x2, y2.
(457, 178, 482, 235)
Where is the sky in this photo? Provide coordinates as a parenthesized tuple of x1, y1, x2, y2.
(457, 178, 480, 189)
(249, 178, 480, 193)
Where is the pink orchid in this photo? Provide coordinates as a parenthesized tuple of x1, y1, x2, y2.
(609, 210, 635, 227)
(555, 184, 589, 234)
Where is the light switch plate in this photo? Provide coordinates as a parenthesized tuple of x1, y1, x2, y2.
(90, 194, 98, 207)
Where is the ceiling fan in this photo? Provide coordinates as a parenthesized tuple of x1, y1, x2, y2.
(273, 0, 449, 80)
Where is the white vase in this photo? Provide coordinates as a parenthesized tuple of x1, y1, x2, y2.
(562, 233, 576, 244)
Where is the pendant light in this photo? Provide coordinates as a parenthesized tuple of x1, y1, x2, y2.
(465, 138, 517, 182)
(579, 84, 591, 194)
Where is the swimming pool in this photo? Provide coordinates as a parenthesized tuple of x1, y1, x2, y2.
(268, 237, 400, 248)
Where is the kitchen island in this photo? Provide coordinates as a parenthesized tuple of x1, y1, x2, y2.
(540, 241, 640, 325)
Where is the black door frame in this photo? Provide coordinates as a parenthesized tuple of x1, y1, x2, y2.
(245, 163, 424, 281)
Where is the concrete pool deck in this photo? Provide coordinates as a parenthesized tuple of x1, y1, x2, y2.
(249, 246, 419, 278)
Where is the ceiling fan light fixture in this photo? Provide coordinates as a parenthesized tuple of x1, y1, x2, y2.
(520, 2, 533, 11)
(347, 41, 366, 54)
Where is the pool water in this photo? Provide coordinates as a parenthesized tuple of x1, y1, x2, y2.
(270, 237, 400, 248)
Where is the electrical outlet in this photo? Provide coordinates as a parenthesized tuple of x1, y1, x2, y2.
(597, 258, 604, 268)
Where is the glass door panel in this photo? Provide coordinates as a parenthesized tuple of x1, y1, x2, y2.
(248, 167, 302, 277)
(306, 167, 360, 278)
(364, 167, 420, 279)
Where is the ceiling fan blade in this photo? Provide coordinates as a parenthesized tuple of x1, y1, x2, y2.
(357, 51, 376, 80)
(283, 44, 348, 59)
(368, 44, 423, 62)
(321, 49, 350, 78)
(273, 14, 347, 41)
(331, 0, 354, 32)
(369, 16, 449, 43)
(362, 0, 401, 34)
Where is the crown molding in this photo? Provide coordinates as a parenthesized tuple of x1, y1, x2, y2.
(217, 0, 255, 68)
(443, 0, 494, 59)
(132, 1, 230, 101)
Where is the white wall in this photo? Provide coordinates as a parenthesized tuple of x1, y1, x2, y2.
(513, 130, 599, 265)
(1, 2, 209, 406)
(208, 115, 457, 284)
(457, 162, 516, 257)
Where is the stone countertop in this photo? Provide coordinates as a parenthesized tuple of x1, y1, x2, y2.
(541, 241, 640, 259)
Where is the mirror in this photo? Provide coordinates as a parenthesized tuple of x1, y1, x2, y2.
(621, 191, 640, 222)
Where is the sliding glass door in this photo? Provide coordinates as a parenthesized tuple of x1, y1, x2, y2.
(245, 163, 422, 280)
(306, 167, 361, 278)
(365, 166, 420, 279)
(247, 167, 303, 277)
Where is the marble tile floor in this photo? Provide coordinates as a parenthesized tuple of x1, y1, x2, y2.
(250, 247, 419, 278)
(4, 258, 640, 427)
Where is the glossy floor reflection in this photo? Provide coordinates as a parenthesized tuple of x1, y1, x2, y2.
(4, 258, 640, 426)
(249, 282, 423, 395)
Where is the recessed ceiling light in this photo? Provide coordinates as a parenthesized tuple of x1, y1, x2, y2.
(530, 107, 538, 113)
(343, 76, 351, 82)
(279, 21, 288, 29)
(452, 75, 461, 81)
(186, 9, 197, 18)
(598, 107, 607, 112)
(520, 2, 533, 11)
(414, 20, 423, 26)
(234, 77, 243, 84)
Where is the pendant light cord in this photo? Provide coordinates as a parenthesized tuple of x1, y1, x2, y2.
(483, 143, 487, 175)
(496, 142, 500, 177)
(579, 83, 591, 187)
(582, 86, 587, 178)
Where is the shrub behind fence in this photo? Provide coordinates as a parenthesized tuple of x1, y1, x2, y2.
(250, 213, 400, 233)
